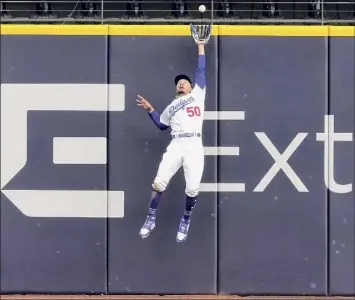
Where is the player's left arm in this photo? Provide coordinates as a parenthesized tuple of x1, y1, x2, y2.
(194, 44, 206, 91)
(136, 94, 169, 131)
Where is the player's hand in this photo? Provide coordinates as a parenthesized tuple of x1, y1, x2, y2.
(136, 95, 154, 112)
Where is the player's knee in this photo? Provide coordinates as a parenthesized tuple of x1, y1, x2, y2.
(152, 178, 167, 192)
(185, 187, 199, 198)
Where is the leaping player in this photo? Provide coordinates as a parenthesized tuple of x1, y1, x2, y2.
(136, 25, 211, 243)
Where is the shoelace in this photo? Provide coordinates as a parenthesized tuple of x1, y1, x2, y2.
(143, 216, 155, 229)
(179, 220, 189, 233)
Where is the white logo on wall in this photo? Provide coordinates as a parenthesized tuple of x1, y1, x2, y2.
(0, 84, 353, 218)
(1, 83, 126, 218)
(201, 112, 353, 193)
(200, 113, 353, 194)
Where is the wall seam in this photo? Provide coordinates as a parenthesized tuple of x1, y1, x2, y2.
(105, 26, 110, 295)
(326, 27, 331, 297)
(216, 27, 220, 295)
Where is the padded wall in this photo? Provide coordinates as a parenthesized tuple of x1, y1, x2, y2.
(1, 25, 354, 296)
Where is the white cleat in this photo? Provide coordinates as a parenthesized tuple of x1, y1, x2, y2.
(139, 215, 156, 239)
(176, 218, 191, 243)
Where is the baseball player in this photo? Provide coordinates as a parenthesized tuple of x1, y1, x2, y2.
(136, 29, 209, 242)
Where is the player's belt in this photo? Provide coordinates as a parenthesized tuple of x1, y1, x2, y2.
(172, 132, 202, 139)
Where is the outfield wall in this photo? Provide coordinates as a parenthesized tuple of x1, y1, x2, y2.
(0, 25, 354, 296)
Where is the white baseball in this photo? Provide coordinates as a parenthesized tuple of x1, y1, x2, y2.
(199, 5, 206, 13)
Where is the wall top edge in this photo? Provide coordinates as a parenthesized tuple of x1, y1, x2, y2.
(0, 24, 354, 36)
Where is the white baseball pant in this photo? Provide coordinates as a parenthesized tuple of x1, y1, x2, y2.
(152, 137, 204, 197)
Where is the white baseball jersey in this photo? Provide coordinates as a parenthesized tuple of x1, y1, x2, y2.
(159, 85, 206, 136)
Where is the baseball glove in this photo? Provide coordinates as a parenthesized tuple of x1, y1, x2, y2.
(190, 24, 211, 45)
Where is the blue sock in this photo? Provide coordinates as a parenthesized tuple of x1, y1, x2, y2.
(183, 195, 197, 221)
(148, 190, 162, 216)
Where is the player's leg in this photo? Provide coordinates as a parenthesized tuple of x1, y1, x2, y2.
(176, 142, 205, 242)
(139, 142, 183, 239)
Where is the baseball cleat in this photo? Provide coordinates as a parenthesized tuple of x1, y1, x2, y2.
(176, 218, 191, 243)
(139, 215, 156, 239)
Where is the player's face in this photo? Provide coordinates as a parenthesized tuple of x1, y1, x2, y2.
(176, 79, 192, 95)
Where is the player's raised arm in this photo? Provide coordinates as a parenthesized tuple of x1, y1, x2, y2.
(194, 44, 206, 90)
(136, 95, 169, 131)
(190, 24, 210, 91)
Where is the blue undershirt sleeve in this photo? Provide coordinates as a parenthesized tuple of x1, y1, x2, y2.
(194, 54, 206, 89)
(148, 110, 169, 130)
